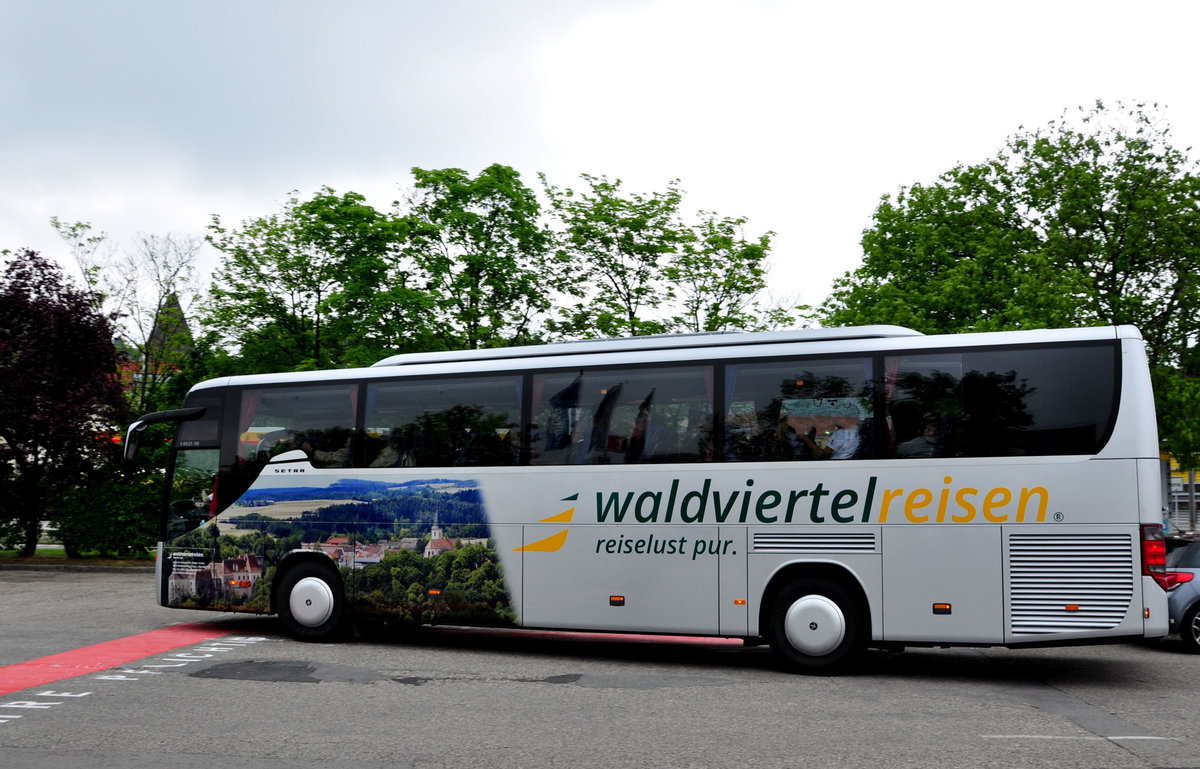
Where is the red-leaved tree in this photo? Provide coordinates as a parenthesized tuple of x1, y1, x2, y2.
(0, 250, 127, 555)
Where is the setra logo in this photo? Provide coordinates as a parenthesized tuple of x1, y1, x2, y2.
(513, 493, 577, 553)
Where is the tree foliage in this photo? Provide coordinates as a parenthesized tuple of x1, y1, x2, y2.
(822, 101, 1200, 466)
(824, 165, 1073, 331)
(403, 165, 554, 348)
(0, 250, 128, 555)
(542, 173, 685, 337)
(51, 426, 167, 557)
(199, 167, 798, 375)
(51, 220, 201, 413)
(205, 189, 416, 372)
(541, 174, 800, 338)
(665, 212, 795, 332)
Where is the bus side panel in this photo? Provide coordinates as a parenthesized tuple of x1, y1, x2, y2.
(1137, 457, 1168, 637)
(519, 524, 720, 634)
(1003, 524, 1146, 645)
(881, 526, 1003, 643)
(1137, 457, 1165, 525)
(718, 525, 749, 636)
(160, 465, 525, 630)
(1096, 337, 1158, 460)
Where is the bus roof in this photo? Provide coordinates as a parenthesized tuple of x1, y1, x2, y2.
(370, 326, 923, 368)
(184, 324, 1144, 394)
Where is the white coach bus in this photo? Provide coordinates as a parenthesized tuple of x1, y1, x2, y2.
(125, 325, 1169, 673)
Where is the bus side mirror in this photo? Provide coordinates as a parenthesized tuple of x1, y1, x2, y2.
(122, 406, 207, 463)
(124, 420, 148, 462)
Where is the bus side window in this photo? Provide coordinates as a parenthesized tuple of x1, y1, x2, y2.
(530, 365, 713, 466)
(725, 357, 873, 462)
(365, 375, 522, 468)
(235, 385, 358, 469)
(884, 344, 1116, 458)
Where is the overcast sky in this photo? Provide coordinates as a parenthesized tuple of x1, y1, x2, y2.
(3, 0, 1198, 312)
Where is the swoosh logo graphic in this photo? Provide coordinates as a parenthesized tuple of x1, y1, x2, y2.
(514, 494, 576, 552)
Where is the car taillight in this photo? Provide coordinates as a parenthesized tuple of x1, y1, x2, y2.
(1142, 524, 1169, 591)
(1164, 571, 1195, 591)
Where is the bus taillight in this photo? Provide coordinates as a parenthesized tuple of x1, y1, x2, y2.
(1141, 524, 1168, 590)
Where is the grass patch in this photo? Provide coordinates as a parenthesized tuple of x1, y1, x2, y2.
(0, 547, 69, 559)
(0, 547, 154, 566)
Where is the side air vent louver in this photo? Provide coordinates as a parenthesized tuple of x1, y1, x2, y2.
(753, 532, 877, 553)
(1008, 533, 1134, 636)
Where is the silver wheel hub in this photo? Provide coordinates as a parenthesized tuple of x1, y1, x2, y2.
(784, 594, 845, 656)
(289, 576, 335, 628)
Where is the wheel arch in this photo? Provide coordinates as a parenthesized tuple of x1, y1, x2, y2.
(756, 560, 873, 641)
(271, 550, 344, 615)
(1179, 596, 1200, 644)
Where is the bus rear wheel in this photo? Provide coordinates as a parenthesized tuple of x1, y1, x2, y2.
(277, 561, 346, 642)
(766, 577, 864, 674)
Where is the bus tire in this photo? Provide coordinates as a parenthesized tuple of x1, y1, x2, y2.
(766, 577, 864, 674)
(1182, 604, 1200, 654)
(276, 560, 346, 642)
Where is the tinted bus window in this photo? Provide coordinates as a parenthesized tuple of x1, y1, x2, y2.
(167, 448, 218, 537)
(364, 375, 522, 467)
(176, 389, 223, 449)
(725, 357, 874, 461)
(884, 343, 1117, 457)
(531, 365, 714, 465)
(235, 385, 359, 468)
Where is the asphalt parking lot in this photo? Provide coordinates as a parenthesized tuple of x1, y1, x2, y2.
(3, 568, 1200, 769)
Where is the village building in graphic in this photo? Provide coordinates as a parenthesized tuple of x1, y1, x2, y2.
(168, 553, 263, 605)
(422, 515, 488, 558)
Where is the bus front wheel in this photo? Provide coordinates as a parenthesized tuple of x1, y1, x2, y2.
(766, 577, 864, 674)
(276, 561, 346, 642)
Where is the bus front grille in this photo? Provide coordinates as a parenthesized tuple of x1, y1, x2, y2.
(753, 532, 877, 553)
(1008, 533, 1135, 635)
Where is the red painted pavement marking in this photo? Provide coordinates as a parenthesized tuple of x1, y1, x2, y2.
(0, 623, 231, 697)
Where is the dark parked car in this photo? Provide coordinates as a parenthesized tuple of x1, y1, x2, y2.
(1166, 535, 1200, 652)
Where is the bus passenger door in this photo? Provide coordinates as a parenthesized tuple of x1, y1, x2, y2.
(519, 525, 720, 635)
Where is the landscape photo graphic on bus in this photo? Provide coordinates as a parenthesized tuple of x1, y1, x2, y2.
(161, 473, 515, 626)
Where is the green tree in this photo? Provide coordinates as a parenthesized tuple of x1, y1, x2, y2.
(665, 212, 801, 332)
(51, 219, 201, 413)
(0, 250, 128, 555)
(293, 188, 437, 363)
(1159, 377, 1200, 469)
(402, 165, 554, 348)
(205, 189, 416, 372)
(822, 163, 1076, 332)
(1159, 348, 1200, 471)
(1011, 102, 1200, 362)
(542, 174, 685, 337)
(822, 100, 1200, 466)
(206, 194, 343, 371)
(52, 427, 166, 557)
(49, 216, 112, 311)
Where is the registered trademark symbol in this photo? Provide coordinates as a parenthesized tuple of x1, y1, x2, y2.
(1053, 512, 1065, 522)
